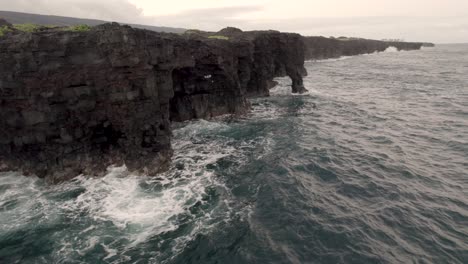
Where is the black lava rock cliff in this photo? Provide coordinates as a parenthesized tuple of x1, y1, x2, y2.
(0, 23, 429, 181)
(303, 36, 425, 60)
(0, 24, 306, 180)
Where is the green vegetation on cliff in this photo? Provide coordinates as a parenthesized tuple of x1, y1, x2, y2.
(67, 24, 92, 32)
(184, 29, 203, 34)
(208, 35, 229, 40)
(0, 23, 92, 36)
(0, 25, 12, 36)
(13, 23, 44, 32)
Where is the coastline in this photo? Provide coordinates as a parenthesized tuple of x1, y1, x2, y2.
(0, 22, 431, 181)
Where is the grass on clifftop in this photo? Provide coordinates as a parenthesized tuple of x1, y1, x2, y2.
(208, 35, 229, 40)
(0, 25, 12, 36)
(0, 23, 92, 35)
(183, 30, 230, 40)
(68, 24, 92, 32)
(13, 23, 45, 32)
(185, 29, 203, 34)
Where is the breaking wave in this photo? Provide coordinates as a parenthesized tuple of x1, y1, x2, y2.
(0, 119, 256, 263)
(384, 46, 399, 52)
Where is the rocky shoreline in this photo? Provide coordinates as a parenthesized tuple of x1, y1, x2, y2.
(303, 36, 426, 60)
(0, 21, 430, 181)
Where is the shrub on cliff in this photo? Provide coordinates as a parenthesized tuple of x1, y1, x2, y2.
(12, 23, 57, 33)
(7, 23, 91, 34)
(13, 23, 42, 32)
(68, 24, 91, 32)
(185, 29, 203, 34)
(208, 35, 229, 40)
(0, 25, 12, 36)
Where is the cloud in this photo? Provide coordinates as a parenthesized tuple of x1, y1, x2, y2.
(275, 16, 468, 43)
(0, 0, 146, 24)
(154, 6, 263, 30)
(0, 0, 263, 29)
(0, 0, 467, 43)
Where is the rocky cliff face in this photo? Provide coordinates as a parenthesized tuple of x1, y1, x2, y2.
(241, 31, 307, 95)
(303, 36, 425, 60)
(0, 22, 431, 181)
(185, 29, 307, 95)
(0, 24, 306, 181)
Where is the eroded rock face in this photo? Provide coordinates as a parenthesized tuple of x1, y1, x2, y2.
(245, 31, 307, 95)
(0, 24, 307, 180)
(0, 24, 181, 180)
(186, 28, 308, 96)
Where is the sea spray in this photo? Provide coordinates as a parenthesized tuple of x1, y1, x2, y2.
(384, 46, 399, 52)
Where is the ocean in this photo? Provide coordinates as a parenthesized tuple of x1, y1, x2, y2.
(1, 44, 467, 264)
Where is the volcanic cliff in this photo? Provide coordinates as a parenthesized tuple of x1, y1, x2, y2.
(0, 24, 306, 181)
(0, 23, 429, 181)
(303, 36, 425, 60)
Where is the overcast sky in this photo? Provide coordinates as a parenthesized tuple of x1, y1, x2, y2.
(1, 0, 467, 43)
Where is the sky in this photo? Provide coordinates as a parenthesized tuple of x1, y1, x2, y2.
(1, 0, 467, 43)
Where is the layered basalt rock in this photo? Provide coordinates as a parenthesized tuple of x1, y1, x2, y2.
(0, 24, 306, 180)
(303, 36, 426, 60)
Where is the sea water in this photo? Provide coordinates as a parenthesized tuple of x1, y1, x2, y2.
(1, 44, 467, 264)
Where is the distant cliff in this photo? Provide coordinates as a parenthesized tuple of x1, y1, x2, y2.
(0, 24, 306, 181)
(303, 36, 428, 60)
(0, 10, 186, 33)
(422, 42, 436, 47)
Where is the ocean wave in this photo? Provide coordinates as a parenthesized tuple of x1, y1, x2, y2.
(384, 46, 399, 52)
(0, 118, 252, 263)
(1, 44, 467, 264)
(305, 55, 355, 63)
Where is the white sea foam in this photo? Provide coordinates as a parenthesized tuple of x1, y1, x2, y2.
(249, 100, 282, 120)
(269, 80, 292, 96)
(56, 122, 239, 255)
(256, 135, 275, 159)
(102, 243, 118, 260)
(306, 47, 400, 63)
(363, 51, 380, 56)
(268, 77, 312, 97)
(420, 46, 434, 50)
(0, 172, 59, 232)
(384, 46, 399, 52)
(306, 56, 355, 63)
(0, 118, 247, 262)
(66, 167, 188, 245)
(73, 120, 247, 258)
(77, 236, 100, 256)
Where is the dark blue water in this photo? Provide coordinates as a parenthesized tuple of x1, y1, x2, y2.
(1, 45, 467, 264)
